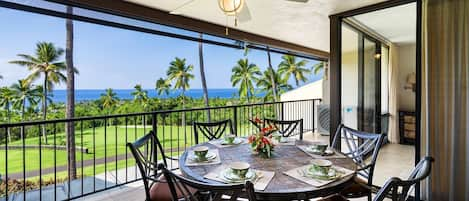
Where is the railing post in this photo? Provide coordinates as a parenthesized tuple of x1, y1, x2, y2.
(151, 113, 158, 175)
(312, 100, 316, 132)
(152, 113, 157, 133)
(233, 106, 238, 135)
(300, 119, 304, 140)
(281, 102, 285, 121)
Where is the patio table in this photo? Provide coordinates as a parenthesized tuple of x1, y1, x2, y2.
(179, 140, 357, 201)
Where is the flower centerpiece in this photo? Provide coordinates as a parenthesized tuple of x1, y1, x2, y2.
(249, 116, 263, 130)
(247, 125, 277, 158)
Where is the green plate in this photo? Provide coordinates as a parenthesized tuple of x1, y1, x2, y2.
(221, 138, 243, 145)
(305, 147, 334, 156)
(189, 152, 217, 162)
(278, 137, 289, 143)
(304, 166, 343, 181)
(219, 168, 257, 183)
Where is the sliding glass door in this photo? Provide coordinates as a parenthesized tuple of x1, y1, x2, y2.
(341, 24, 383, 134)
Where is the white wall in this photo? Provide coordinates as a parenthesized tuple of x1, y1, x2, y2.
(397, 43, 416, 111)
(279, 80, 323, 132)
(280, 80, 322, 101)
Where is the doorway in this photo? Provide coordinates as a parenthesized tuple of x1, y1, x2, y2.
(329, 0, 421, 198)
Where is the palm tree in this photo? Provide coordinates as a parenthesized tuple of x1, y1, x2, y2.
(65, 6, 77, 181)
(9, 42, 70, 143)
(278, 55, 311, 87)
(11, 80, 41, 120)
(312, 61, 325, 75)
(131, 84, 150, 111)
(257, 68, 292, 101)
(100, 88, 119, 113)
(231, 59, 261, 102)
(155, 78, 172, 96)
(266, 47, 278, 102)
(167, 57, 194, 99)
(11, 80, 41, 139)
(198, 33, 211, 122)
(167, 57, 194, 126)
(0, 87, 16, 142)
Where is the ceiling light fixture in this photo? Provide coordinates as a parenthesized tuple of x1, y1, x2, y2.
(218, 0, 244, 35)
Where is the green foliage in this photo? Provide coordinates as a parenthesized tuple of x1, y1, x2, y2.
(166, 57, 194, 94)
(257, 68, 292, 101)
(8, 42, 70, 92)
(278, 55, 311, 87)
(99, 88, 119, 114)
(312, 61, 324, 75)
(231, 58, 261, 102)
(155, 77, 171, 96)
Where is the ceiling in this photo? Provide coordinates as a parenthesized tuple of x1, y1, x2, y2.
(124, 0, 390, 52)
(350, 2, 416, 45)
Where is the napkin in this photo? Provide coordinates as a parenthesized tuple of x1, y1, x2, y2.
(204, 165, 275, 191)
(208, 138, 246, 148)
(275, 137, 296, 146)
(283, 164, 354, 187)
(296, 145, 347, 159)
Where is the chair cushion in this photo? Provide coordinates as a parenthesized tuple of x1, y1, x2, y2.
(317, 194, 349, 201)
(340, 177, 372, 198)
(149, 175, 197, 201)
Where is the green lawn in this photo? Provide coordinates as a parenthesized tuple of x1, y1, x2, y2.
(0, 124, 256, 177)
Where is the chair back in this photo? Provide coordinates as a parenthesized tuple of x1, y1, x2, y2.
(332, 124, 386, 185)
(264, 118, 304, 140)
(127, 131, 167, 200)
(374, 156, 434, 201)
(160, 164, 257, 201)
(193, 119, 234, 144)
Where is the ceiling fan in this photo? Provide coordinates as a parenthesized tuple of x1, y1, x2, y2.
(169, 0, 310, 26)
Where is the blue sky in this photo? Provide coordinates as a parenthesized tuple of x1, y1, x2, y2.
(0, 7, 322, 90)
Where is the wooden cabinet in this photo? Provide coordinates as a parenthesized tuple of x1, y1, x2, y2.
(399, 111, 416, 144)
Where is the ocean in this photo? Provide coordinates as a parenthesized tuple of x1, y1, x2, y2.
(51, 88, 264, 103)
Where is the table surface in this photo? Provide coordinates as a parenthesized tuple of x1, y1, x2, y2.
(179, 140, 357, 200)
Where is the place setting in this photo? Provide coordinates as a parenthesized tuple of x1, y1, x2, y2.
(297, 142, 346, 159)
(185, 145, 221, 166)
(204, 161, 275, 191)
(208, 134, 245, 148)
(271, 132, 296, 146)
(283, 159, 354, 187)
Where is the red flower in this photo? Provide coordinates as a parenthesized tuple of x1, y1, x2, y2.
(248, 135, 256, 143)
(254, 117, 262, 123)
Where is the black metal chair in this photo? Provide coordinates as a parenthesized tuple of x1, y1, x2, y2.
(160, 163, 258, 201)
(127, 131, 180, 201)
(264, 118, 304, 140)
(319, 156, 434, 201)
(380, 113, 391, 144)
(193, 119, 235, 144)
(331, 124, 386, 201)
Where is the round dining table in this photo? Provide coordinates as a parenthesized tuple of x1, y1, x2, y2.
(179, 140, 357, 201)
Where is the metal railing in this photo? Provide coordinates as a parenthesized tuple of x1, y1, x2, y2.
(0, 98, 321, 201)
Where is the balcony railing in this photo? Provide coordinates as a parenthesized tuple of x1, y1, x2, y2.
(0, 98, 321, 201)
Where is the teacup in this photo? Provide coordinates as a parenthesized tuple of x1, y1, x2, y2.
(311, 159, 333, 176)
(272, 133, 282, 141)
(225, 134, 236, 144)
(193, 146, 209, 160)
(230, 162, 250, 178)
(310, 142, 329, 153)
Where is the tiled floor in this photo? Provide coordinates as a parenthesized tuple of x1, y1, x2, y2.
(79, 132, 415, 201)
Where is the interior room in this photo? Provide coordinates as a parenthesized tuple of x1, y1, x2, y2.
(339, 2, 417, 187)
